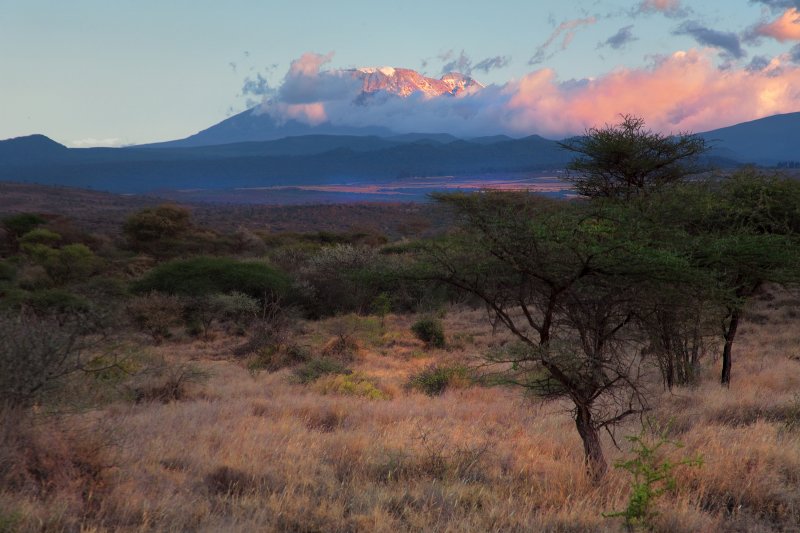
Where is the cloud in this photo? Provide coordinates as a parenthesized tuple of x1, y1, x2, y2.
(440, 50, 472, 74)
(752, 7, 800, 41)
(749, 1, 800, 13)
(437, 50, 511, 75)
(673, 21, 746, 59)
(791, 43, 800, 62)
(746, 55, 772, 71)
(599, 25, 637, 49)
(254, 50, 800, 139)
(70, 138, 123, 148)
(636, 0, 689, 18)
(529, 17, 597, 65)
(473, 55, 511, 73)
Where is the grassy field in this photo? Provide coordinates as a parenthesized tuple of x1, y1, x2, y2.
(3, 286, 799, 532)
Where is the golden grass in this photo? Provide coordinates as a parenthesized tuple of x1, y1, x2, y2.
(3, 288, 800, 531)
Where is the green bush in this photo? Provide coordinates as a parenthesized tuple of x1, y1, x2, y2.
(17, 289, 91, 317)
(0, 260, 15, 282)
(133, 257, 291, 301)
(247, 344, 312, 374)
(407, 363, 470, 396)
(127, 292, 184, 343)
(1, 213, 45, 238)
(604, 424, 703, 530)
(18, 228, 61, 246)
(123, 204, 191, 246)
(411, 317, 445, 348)
(313, 372, 389, 400)
(293, 357, 351, 384)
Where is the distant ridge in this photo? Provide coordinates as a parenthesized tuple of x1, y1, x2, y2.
(700, 111, 800, 165)
(3, 111, 799, 195)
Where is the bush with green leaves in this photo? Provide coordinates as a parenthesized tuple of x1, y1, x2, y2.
(21, 241, 97, 284)
(1, 213, 45, 240)
(411, 316, 445, 348)
(604, 424, 703, 530)
(407, 363, 470, 396)
(18, 228, 61, 247)
(127, 292, 184, 343)
(313, 372, 389, 400)
(133, 256, 291, 301)
(0, 260, 15, 282)
(123, 204, 191, 247)
(293, 357, 351, 384)
(211, 291, 260, 332)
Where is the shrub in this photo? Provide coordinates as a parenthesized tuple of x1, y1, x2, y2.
(604, 424, 703, 530)
(129, 360, 208, 403)
(21, 242, 97, 284)
(407, 364, 471, 396)
(0, 260, 16, 282)
(18, 227, 61, 246)
(1, 213, 45, 239)
(248, 343, 312, 374)
(293, 357, 350, 384)
(211, 291, 260, 333)
(0, 312, 93, 407)
(313, 372, 390, 400)
(411, 316, 445, 348)
(123, 204, 191, 247)
(133, 256, 291, 301)
(16, 288, 91, 319)
(127, 292, 183, 343)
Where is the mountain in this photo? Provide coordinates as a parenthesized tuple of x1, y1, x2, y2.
(3, 111, 796, 197)
(0, 133, 571, 194)
(138, 67, 483, 148)
(0, 134, 69, 165)
(700, 112, 800, 165)
(350, 67, 482, 98)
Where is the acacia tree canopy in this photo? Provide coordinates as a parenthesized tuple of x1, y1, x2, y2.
(424, 192, 703, 478)
(559, 115, 708, 200)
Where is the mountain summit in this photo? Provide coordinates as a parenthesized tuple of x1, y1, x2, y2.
(139, 68, 483, 148)
(347, 67, 483, 98)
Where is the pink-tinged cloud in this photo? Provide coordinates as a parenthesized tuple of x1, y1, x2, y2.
(754, 8, 800, 42)
(259, 50, 800, 138)
(640, 0, 680, 12)
(506, 49, 800, 136)
(288, 51, 335, 76)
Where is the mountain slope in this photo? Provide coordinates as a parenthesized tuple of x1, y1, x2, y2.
(0, 134, 572, 193)
(138, 67, 483, 148)
(699, 112, 800, 164)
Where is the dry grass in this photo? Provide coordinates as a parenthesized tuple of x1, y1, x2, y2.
(3, 287, 800, 532)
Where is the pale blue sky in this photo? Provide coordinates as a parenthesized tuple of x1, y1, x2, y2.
(0, 0, 795, 145)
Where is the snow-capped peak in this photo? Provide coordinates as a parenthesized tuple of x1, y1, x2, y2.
(344, 67, 483, 98)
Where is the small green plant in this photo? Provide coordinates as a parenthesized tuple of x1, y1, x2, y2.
(411, 316, 445, 348)
(407, 363, 471, 396)
(313, 372, 390, 400)
(604, 423, 703, 531)
(247, 343, 311, 375)
(293, 357, 350, 384)
(371, 292, 392, 329)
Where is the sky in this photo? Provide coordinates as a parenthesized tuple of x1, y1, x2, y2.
(2, 0, 800, 146)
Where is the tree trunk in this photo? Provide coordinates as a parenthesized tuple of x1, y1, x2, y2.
(721, 308, 741, 386)
(574, 404, 607, 480)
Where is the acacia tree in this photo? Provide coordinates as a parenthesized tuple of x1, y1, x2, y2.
(559, 115, 708, 200)
(422, 192, 695, 478)
(664, 172, 800, 385)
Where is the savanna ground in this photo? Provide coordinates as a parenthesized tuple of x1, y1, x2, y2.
(2, 177, 800, 533)
(3, 284, 799, 532)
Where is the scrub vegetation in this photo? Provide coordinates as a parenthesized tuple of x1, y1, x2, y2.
(2, 117, 800, 532)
